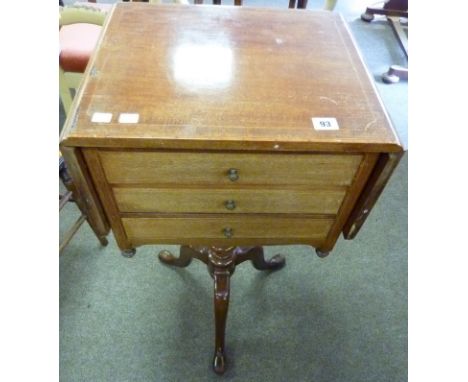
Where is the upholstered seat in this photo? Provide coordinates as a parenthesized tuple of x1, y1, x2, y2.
(59, 23, 102, 73)
(59, 1, 189, 115)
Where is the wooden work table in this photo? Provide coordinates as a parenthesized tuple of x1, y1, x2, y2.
(60, 3, 403, 375)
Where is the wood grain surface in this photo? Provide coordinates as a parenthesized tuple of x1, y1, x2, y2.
(113, 187, 347, 214)
(122, 215, 334, 246)
(59, 4, 404, 255)
(60, 3, 402, 153)
(99, 150, 363, 186)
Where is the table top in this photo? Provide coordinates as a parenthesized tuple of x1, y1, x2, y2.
(61, 3, 402, 153)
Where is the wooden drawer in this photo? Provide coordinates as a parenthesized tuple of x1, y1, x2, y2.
(114, 187, 346, 214)
(99, 151, 362, 187)
(122, 216, 334, 246)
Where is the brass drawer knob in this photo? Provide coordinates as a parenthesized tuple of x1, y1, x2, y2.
(223, 227, 233, 238)
(227, 168, 239, 182)
(224, 200, 236, 210)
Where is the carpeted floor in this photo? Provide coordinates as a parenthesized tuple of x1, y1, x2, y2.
(60, 1, 408, 381)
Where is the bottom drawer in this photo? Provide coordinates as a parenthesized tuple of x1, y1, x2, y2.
(122, 215, 334, 246)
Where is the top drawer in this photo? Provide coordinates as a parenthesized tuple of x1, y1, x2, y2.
(99, 151, 362, 187)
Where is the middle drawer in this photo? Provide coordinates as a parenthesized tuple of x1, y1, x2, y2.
(113, 187, 346, 215)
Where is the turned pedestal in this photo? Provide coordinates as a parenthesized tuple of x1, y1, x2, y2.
(158, 245, 285, 375)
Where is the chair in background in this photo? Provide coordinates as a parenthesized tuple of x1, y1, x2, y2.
(288, 0, 337, 9)
(361, 0, 408, 84)
(381, 16, 407, 84)
(59, 3, 110, 115)
(60, 1, 189, 115)
(191, 0, 241, 4)
(189, 0, 336, 9)
(59, 153, 109, 253)
(361, 0, 407, 21)
(123, 0, 189, 3)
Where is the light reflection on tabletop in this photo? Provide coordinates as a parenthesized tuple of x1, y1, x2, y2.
(171, 40, 234, 92)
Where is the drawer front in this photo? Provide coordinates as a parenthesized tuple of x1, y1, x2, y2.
(122, 216, 334, 246)
(114, 187, 347, 214)
(100, 151, 362, 187)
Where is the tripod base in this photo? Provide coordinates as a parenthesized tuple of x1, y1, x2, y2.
(158, 245, 285, 374)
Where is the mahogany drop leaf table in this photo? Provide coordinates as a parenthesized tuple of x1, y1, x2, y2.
(60, 3, 403, 374)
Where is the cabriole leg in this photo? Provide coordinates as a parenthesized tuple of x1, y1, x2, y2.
(249, 247, 285, 270)
(212, 267, 230, 374)
(234, 246, 285, 270)
(158, 245, 209, 267)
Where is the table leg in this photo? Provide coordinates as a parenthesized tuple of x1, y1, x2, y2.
(158, 245, 209, 266)
(212, 266, 230, 374)
(157, 245, 285, 374)
(235, 246, 285, 270)
(316, 248, 330, 258)
(121, 248, 136, 258)
(158, 247, 193, 267)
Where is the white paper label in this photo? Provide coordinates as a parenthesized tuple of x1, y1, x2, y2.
(118, 113, 140, 124)
(91, 112, 112, 123)
(312, 117, 339, 131)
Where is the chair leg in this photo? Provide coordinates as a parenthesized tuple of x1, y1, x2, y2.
(59, 214, 86, 254)
(59, 67, 73, 116)
(382, 65, 408, 83)
(324, 0, 338, 10)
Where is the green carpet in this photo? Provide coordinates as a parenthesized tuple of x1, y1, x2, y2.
(60, 2, 407, 381)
